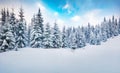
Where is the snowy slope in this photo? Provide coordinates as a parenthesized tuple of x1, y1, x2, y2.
(0, 36, 120, 73)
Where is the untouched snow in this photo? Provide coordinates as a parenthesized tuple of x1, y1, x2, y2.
(0, 36, 120, 73)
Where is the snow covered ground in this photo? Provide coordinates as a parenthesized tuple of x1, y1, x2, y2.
(0, 36, 120, 73)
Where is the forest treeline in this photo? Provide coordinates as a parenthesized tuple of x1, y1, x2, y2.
(0, 8, 120, 52)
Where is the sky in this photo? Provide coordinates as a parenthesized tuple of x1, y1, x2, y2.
(0, 0, 120, 28)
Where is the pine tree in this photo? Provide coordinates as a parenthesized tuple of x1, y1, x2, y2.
(0, 9, 15, 52)
(69, 28, 77, 49)
(1, 8, 6, 25)
(43, 23, 52, 48)
(118, 18, 120, 34)
(61, 26, 67, 48)
(16, 7, 27, 48)
(114, 19, 119, 36)
(0, 21, 15, 52)
(94, 25, 101, 45)
(30, 27, 43, 48)
(106, 19, 111, 38)
(30, 8, 44, 48)
(89, 26, 96, 45)
(108, 19, 112, 38)
(0, 21, 1, 36)
(101, 18, 107, 42)
(111, 16, 115, 37)
(85, 23, 91, 43)
(51, 22, 61, 48)
(28, 15, 35, 46)
(76, 26, 86, 48)
(6, 9, 10, 21)
(9, 9, 17, 36)
(65, 27, 72, 48)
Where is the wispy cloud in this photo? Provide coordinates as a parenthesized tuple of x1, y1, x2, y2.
(62, 3, 72, 14)
(63, 3, 69, 9)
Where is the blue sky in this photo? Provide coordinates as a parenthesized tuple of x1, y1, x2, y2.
(0, 0, 120, 28)
(21, 0, 120, 17)
(41, 0, 120, 16)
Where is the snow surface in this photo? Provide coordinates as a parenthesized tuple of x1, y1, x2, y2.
(0, 36, 120, 73)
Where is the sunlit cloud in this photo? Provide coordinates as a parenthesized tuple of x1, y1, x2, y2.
(71, 15, 81, 22)
(69, 9, 103, 26)
(83, 9, 102, 25)
(36, 2, 46, 11)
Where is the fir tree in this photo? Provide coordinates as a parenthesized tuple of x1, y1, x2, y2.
(61, 26, 67, 48)
(94, 25, 101, 45)
(69, 28, 77, 49)
(85, 23, 91, 43)
(76, 26, 86, 48)
(0, 22, 15, 52)
(89, 26, 96, 45)
(51, 22, 61, 48)
(9, 9, 17, 36)
(1, 8, 6, 25)
(30, 8, 44, 48)
(111, 16, 115, 37)
(118, 18, 120, 34)
(114, 19, 119, 36)
(101, 18, 107, 42)
(66, 27, 72, 48)
(43, 23, 52, 48)
(108, 19, 112, 38)
(16, 7, 27, 48)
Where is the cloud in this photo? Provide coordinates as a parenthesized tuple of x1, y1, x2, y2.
(69, 9, 120, 27)
(83, 9, 102, 25)
(57, 19, 64, 24)
(82, 9, 120, 26)
(71, 15, 81, 22)
(36, 2, 46, 11)
(68, 9, 103, 27)
(57, 19, 65, 27)
(63, 3, 69, 9)
(68, 9, 72, 14)
(62, 3, 72, 14)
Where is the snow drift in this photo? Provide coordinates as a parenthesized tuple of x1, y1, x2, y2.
(0, 36, 120, 73)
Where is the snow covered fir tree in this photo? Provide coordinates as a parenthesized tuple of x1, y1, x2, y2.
(43, 23, 52, 48)
(15, 7, 28, 49)
(30, 8, 44, 48)
(0, 9, 15, 52)
(51, 22, 61, 48)
(0, 7, 120, 52)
